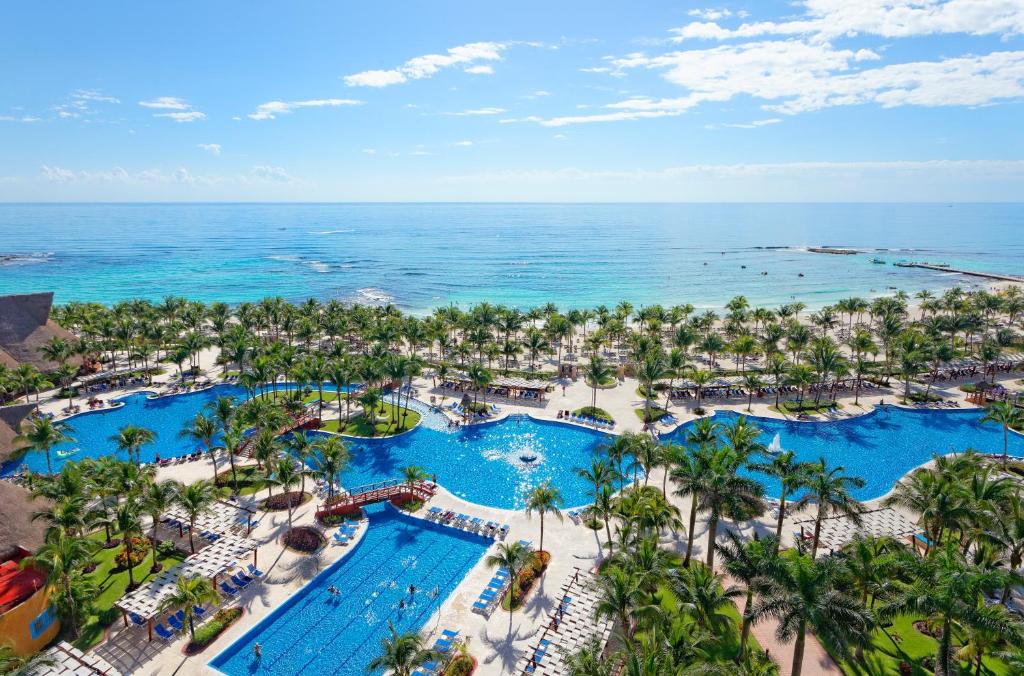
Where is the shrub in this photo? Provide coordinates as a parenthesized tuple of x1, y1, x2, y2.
(262, 491, 307, 511)
(444, 654, 476, 676)
(283, 526, 324, 553)
(115, 536, 150, 568)
(572, 406, 614, 423)
(189, 607, 242, 650)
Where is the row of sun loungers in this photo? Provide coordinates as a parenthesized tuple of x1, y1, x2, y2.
(471, 567, 511, 616)
(332, 520, 364, 546)
(556, 410, 615, 430)
(425, 507, 510, 539)
(148, 565, 263, 641)
(517, 568, 612, 675)
(413, 629, 462, 675)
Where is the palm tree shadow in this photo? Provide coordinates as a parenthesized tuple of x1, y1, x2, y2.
(477, 621, 538, 673)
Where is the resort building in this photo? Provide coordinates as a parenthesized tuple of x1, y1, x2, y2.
(0, 403, 34, 460)
(0, 481, 59, 656)
(0, 292, 79, 372)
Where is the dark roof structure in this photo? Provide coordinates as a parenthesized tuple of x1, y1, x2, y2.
(0, 481, 48, 561)
(0, 403, 34, 462)
(0, 292, 78, 372)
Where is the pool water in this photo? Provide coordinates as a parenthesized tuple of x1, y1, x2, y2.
(324, 415, 611, 510)
(661, 407, 1024, 500)
(209, 503, 489, 676)
(1, 383, 354, 475)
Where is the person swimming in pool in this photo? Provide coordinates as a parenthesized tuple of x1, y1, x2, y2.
(253, 643, 262, 659)
(429, 586, 440, 599)
(408, 584, 417, 596)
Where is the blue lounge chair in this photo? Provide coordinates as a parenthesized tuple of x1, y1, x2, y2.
(168, 614, 184, 632)
(154, 624, 176, 641)
(247, 564, 264, 578)
(472, 600, 489, 612)
(230, 573, 251, 589)
(479, 589, 497, 600)
(433, 639, 452, 652)
(129, 612, 147, 627)
(192, 605, 207, 619)
(441, 629, 459, 639)
(219, 581, 238, 596)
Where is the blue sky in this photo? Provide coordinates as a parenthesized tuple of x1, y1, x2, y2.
(1, 0, 1023, 201)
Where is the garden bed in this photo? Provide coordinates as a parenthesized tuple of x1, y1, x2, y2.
(572, 406, 614, 423)
(502, 551, 551, 612)
(443, 654, 477, 676)
(183, 607, 243, 654)
(261, 491, 311, 512)
(634, 406, 668, 423)
(282, 526, 325, 553)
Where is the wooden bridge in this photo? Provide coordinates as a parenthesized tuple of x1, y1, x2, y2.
(237, 408, 320, 458)
(316, 479, 436, 519)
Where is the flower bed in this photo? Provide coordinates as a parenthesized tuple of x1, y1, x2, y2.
(503, 551, 551, 611)
(443, 654, 476, 676)
(262, 491, 309, 511)
(115, 536, 151, 568)
(184, 607, 242, 654)
(282, 526, 324, 553)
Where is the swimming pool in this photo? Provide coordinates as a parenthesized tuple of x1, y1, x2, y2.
(324, 415, 611, 510)
(661, 407, 1024, 500)
(0, 382, 355, 476)
(209, 503, 489, 676)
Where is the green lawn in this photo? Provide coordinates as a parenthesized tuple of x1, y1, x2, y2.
(771, 399, 842, 414)
(634, 405, 668, 423)
(320, 402, 421, 437)
(832, 613, 1011, 676)
(216, 463, 269, 496)
(76, 531, 188, 649)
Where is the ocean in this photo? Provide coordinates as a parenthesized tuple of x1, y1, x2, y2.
(0, 203, 1021, 312)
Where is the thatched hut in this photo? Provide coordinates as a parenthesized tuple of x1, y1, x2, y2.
(0, 292, 79, 372)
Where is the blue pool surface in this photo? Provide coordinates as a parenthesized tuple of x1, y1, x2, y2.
(322, 414, 611, 510)
(661, 406, 1024, 500)
(209, 503, 489, 676)
(0, 383, 352, 476)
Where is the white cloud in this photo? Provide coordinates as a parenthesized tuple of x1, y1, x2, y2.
(138, 96, 191, 110)
(155, 111, 206, 123)
(362, 148, 377, 155)
(197, 143, 222, 155)
(552, 133, 568, 140)
(706, 118, 783, 129)
(454, 140, 474, 146)
(39, 164, 299, 185)
(72, 90, 120, 104)
(248, 98, 363, 120)
(409, 150, 432, 156)
(688, 8, 732, 20)
(535, 44, 1024, 125)
(250, 165, 297, 182)
(444, 107, 507, 116)
(464, 65, 495, 75)
(344, 41, 507, 87)
(671, 0, 1024, 43)
(0, 115, 40, 123)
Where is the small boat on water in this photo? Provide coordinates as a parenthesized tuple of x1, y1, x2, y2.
(57, 447, 81, 459)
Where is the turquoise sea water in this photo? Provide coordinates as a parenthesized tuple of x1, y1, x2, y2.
(209, 503, 489, 676)
(661, 407, 1024, 501)
(1, 203, 1021, 312)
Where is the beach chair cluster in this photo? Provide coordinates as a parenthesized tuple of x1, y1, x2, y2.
(216, 565, 263, 600)
(425, 506, 509, 539)
(332, 520, 362, 546)
(413, 629, 462, 675)
(471, 567, 511, 616)
(516, 568, 612, 675)
(444, 400, 501, 419)
(557, 410, 615, 430)
(566, 508, 592, 526)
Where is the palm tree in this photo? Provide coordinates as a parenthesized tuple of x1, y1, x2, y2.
(583, 355, 613, 410)
(716, 530, 781, 660)
(366, 621, 442, 676)
(358, 389, 383, 436)
(794, 459, 865, 558)
(755, 553, 872, 676)
(878, 543, 1017, 676)
(20, 531, 96, 638)
(525, 481, 563, 554)
(179, 412, 219, 481)
(142, 479, 180, 572)
(177, 479, 225, 553)
(673, 562, 742, 633)
(14, 416, 73, 475)
(697, 447, 766, 570)
(741, 372, 763, 413)
(158, 575, 220, 641)
(980, 401, 1022, 468)
(270, 457, 302, 530)
(114, 499, 144, 589)
(485, 541, 536, 634)
(561, 636, 613, 676)
(312, 436, 350, 499)
(110, 424, 156, 466)
(636, 353, 668, 422)
(287, 430, 317, 495)
(747, 450, 812, 545)
(594, 565, 646, 650)
(401, 464, 428, 491)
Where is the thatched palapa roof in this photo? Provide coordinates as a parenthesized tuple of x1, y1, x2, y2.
(0, 403, 34, 462)
(0, 481, 48, 560)
(0, 292, 79, 372)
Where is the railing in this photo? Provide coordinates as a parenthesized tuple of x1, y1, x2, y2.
(237, 408, 320, 458)
(316, 479, 436, 517)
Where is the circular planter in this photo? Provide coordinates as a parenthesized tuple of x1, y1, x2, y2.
(282, 526, 325, 554)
